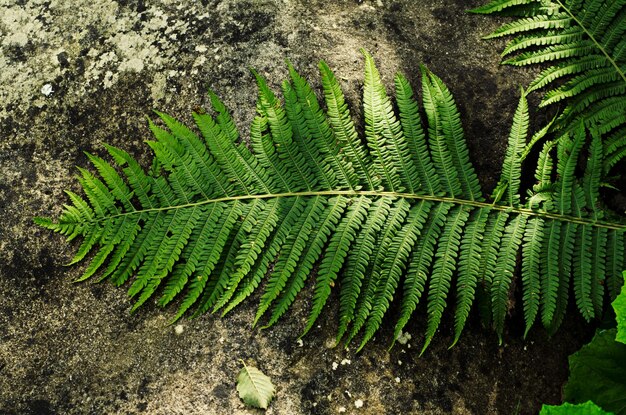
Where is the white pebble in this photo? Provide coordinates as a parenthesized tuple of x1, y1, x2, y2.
(41, 84, 53, 96)
(395, 377, 401, 383)
(332, 362, 339, 370)
(338, 407, 346, 413)
(340, 359, 351, 366)
(396, 330, 412, 345)
(174, 324, 184, 335)
(355, 399, 364, 408)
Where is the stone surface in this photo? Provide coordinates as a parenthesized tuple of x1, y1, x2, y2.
(0, 0, 591, 414)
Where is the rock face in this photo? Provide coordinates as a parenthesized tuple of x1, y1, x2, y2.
(0, 0, 590, 414)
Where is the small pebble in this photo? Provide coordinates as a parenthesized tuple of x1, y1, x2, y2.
(338, 407, 346, 413)
(41, 84, 53, 96)
(332, 362, 339, 370)
(395, 377, 401, 383)
(355, 399, 364, 408)
(174, 324, 184, 335)
(396, 330, 411, 345)
(340, 359, 351, 366)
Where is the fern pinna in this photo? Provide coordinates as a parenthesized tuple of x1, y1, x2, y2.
(36, 50, 626, 353)
(472, 0, 626, 173)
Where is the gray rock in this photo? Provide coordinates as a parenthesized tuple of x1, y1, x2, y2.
(0, 0, 588, 414)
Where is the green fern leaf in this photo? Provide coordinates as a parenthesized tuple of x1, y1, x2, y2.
(423, 67, 483, 201)
(220, 197, 308, 316)
(37, 52, 626, 351)
(470, 0, 539, 15)
(394, 73, 441, 195)
(478, 0, 626, 171)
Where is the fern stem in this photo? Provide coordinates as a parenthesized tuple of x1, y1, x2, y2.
(79, 190, 626, 231)
(555, 0, 626, 85)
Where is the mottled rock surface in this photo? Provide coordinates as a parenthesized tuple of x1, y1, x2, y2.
(0, 0, 592, 414)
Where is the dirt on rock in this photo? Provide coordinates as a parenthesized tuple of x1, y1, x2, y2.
(0, 0, 593, 414)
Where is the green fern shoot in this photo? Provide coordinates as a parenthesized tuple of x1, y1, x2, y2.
(472, 0, 626, 173)
(36, 50, 626, 353)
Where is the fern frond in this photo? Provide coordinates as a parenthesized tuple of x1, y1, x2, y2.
(220, 197, 308, 316)
(337, 197, 391, 343)
(548, 221, 577, 333)
(253, 71, 314, 192)
(287, 62, 356, 190)
(479, 0, 626, 168)
(394, 74, 441, 195)
(589, 226, 607, 316)
(282, 80, 335, 190)
(254, 196, 327, 325)
(607, 230, 625, 299)
(362, 50, 403, 192)
(172, 202, 242, 321)
(265, 196, 348, 328)
(158, 203, 224, 307)
(212, 199, 281, 312)
(572, 226, 594, 321)
(583, 133, 603, 212)
(38, 53, 626, 352)
(541, 219, 561, 327)
(193, 110, 272, 195)
(421, 67, 463, 199)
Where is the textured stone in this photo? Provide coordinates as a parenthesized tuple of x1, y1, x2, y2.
(0, 0, 591, 414)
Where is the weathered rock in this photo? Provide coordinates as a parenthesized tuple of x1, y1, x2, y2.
(0, 0, 590, 414)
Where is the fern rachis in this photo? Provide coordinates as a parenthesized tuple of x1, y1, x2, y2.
(36, 50, 626, 351)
